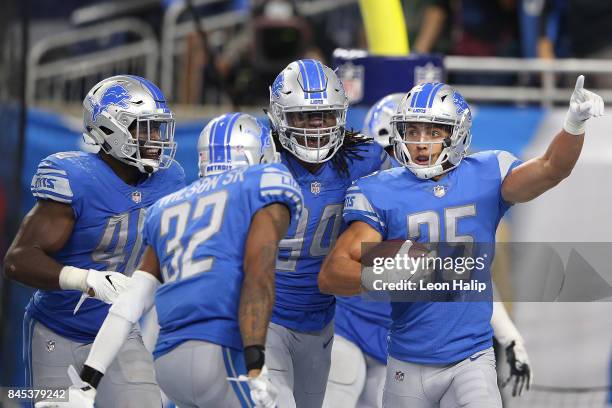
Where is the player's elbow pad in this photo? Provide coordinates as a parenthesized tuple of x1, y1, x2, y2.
(108, 270, 158, 324)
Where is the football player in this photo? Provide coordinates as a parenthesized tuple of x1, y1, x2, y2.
(35, 113, 304, 408)
(319, 77, 603, 407)
(323, 93, 533, 408)
(3, 75, 185, 407)
(322, 92, 534, 408)
(265, 59, 392, 407)
(363, 93, 405, 160)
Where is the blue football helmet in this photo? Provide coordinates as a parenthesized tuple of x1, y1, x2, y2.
(83, 75, 176, 173)
(197, 112, 279, 177)
(363, 93, 405, 148)
(268, 59, 349, 164)
(391, 83, 472, 179)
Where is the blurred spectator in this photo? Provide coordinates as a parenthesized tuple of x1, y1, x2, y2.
(403, 0, 451, 54)
(535, 0, 570, 59)
(214, 0, 324, 106)
(309, 2, 366, 60)
(409, 0, 520, 85)
(407, 0, 519, 60)
(538, 0, 612, 88)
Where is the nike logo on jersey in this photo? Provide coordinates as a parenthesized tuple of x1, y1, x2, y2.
(469, 352, 485, 361)
(323, 336, 333, 349)
(105, 274, 116, 290)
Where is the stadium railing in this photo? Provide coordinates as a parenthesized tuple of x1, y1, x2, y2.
(445, 56, 612, 107)
(27, 18, 159, 104)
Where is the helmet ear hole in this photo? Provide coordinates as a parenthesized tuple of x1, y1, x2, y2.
(99, 126, 113, 135)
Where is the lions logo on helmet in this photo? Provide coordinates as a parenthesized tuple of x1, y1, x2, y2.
(197, 112, 279, 177)
(88, 84, 131, 123)
(268, 59, 349, 164)
(83, 75, 177, 174)
(391, 82, 472, 179)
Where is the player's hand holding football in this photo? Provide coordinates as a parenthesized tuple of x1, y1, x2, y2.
(35, 366, 95, 408)
(59, 265, 131, 304)
(501, 340, 533, 397)
(563, 75, 605, 135)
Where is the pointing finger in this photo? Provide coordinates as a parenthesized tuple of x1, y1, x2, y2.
(575, 75, 585, 92)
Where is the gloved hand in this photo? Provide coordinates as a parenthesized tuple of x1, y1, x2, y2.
(501, 340, 533, 397)
(228, 366, 278, 408)
(35, 366, 96, 408)
(84, 270, 131, 304)
(564, 75, 605, 135)
(59, 266, 131, 314)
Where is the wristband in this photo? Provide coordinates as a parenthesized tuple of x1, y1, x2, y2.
(244, 345, 265, 372)
(80, 364, 104, 389)
(59, 266, 89, 292)
(563, 114, 585, 136)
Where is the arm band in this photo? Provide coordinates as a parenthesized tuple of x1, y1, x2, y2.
(244, 345, 265, 372)
(80, 364, 104, 389)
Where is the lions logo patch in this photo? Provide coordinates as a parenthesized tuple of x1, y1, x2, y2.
(452, 91, 471, 120)
(89, 84, 131, 122)
(272, 73, 284, 99)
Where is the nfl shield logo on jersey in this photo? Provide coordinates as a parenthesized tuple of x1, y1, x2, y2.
(433, 185, 446, 198)
(131, 191, 142, 203)
(337, 62, 364, 104)
(311, 181, 321, 195)
(394, 370, 404, 382)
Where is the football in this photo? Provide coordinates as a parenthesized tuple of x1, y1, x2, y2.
(361, 239, 432, 267)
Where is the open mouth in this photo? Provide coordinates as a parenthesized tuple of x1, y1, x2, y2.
(414, 155, 430, 165)
(294, 134, 331, 148)
(140, 147, 161, 160)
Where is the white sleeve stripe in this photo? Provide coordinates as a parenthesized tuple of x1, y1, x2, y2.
(36, 168, 68, 176)
(260, 189, 302, 221)
(497, 151, 519, 180)
(32, 191, 71, 204)
(260, 173, 299, 190)
(260, 186, 300, 194)
(261, 189, 302, 204)
(262, 166, 287, 173)
(362, 213, 385, 226)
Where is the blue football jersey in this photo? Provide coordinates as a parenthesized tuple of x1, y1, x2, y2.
(143, 163, 303, 358)
(272, 142, 391, 331)
(334, 297, 391, 364)
(334, 154, 400, 362)
(26, 151, 185, 342)
(343, 150, 522, 365)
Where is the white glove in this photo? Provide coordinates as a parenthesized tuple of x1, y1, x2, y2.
(59, 266, 130, 304)
(228, 366, 278, 408)
(564, 75, 605, 135)
(35, 366, 96, 408)
(60, 266, 131, 314)
(84, 270, 130, 304)
(501, 340, 533, 397)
